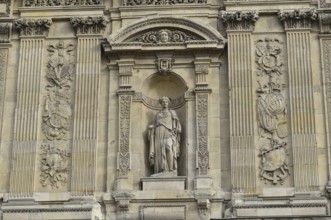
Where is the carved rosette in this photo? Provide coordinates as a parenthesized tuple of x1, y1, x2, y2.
(0, 24, 10, 43)
(13, 18, 52, 36)
(70, 16, 107, 35)
(23, 0, 101, 7)
(118, 95, 132, 176)
(122, 0, 207, 6)
(196, 93, 209, 175)
(219, 10, 259, 31)
(278, 9, 318, 29)
(256, 37, 289, 185)
(40, 144, 70, 188)
(42, 41, 74, 141)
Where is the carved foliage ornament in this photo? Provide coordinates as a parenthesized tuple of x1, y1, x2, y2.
(118, 95, 131, 176)
(40, 144, 70, 188)
(256, 38, 289, 185)
(131, 29, 202, 43)
(24, 0, 101, 7)
(42, 41, 74, 141)
(13, 18, 52, 36)
(70, 16, 107, 35)
(122, 0, 206, 6)
(278, 9, 317, 29)
(196, 93, 209, 175)
(0, 24, 10, 43)
(219, 10, 259, 31)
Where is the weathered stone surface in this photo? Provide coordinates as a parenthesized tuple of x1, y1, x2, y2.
(0, 0, 330, 219)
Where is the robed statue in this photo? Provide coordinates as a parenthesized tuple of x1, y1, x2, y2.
(148, 96, 181, 177)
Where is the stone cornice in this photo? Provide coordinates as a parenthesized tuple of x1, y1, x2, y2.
(278, 9, 318, 30)
(219, 10, 259, 31)
(70, 16, 107, 35)
(23, 0, 101, 7)
(121, 0, 207, 7)
(13, 18, 52, 37)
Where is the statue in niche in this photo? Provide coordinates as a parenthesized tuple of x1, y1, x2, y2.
(148, 96, 181, 177)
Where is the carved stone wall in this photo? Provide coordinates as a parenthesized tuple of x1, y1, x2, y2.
(0, 1, 331, 219)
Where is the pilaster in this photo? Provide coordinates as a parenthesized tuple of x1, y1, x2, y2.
(220, 10, 258, 194)
(69, 16, 106, 196)
(319, 11, 331, 195)
(279, 9, 320, 193)
(9, 18, 51, 198)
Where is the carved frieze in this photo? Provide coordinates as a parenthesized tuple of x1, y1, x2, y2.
(40, 144, 70, 188)
(278, 9, 317, 29)
(23, 0, 101, 7)
(196, 93, 209, 175)
(256, 38, 289, 185)
(118, 95, 132, 176)
(0, 23, 10, 43)
(42, 41, 74, 141)
(13, 18, 52, 36)
(122, 0, 206, 6)
(131, 29, 202, 43)
(219, 10, 259, 31)
(70, 16, 107, 35)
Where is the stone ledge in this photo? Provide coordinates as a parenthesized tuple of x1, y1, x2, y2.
(141, 176, 187, 191)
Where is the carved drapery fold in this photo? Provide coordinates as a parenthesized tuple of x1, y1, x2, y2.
(219, 10, 259, 31)
(13, 18, 52, 36)
(70, 16, 107, 35)
(122, 0, 207, 6)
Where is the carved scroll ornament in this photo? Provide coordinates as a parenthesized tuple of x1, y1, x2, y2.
(40, 144, 70, 188)
(42, 41, 74, 141)
(132, 29, 201, 44)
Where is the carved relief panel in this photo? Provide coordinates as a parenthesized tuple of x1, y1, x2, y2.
(255, 37, 290, 185)
(39, 41, 75, 189)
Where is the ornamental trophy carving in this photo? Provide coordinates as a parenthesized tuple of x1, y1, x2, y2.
(148, 97, 181, 177)
(256, 38, 289, 185)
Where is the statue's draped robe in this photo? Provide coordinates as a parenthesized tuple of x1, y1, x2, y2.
(149, 109, 181, 174)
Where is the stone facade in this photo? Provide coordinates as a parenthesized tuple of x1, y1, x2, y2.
(0, 0, 331, 219)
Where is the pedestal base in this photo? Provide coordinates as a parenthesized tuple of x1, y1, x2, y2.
(141, 176, 187, 191)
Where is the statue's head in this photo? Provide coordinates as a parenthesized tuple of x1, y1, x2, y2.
(159, 29, 170, 43)
(159, 96, 171, 108)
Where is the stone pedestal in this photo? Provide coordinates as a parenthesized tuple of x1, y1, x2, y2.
(141, 177, 187, 191)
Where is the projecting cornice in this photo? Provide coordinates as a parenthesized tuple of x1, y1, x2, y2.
(103, 16, 226, 53)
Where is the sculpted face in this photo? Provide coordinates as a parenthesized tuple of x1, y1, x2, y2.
(160, 31, 169, 43)
(160, 97, 169, 108)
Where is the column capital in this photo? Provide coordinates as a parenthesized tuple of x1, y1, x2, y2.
(70, 16, 107, 35)
(219, 10, 259, 32)
(13, 18, 52, 37)
(278, 9, 318, 30)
